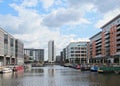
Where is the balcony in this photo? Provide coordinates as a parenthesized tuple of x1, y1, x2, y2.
(116, 36, 120, 40)
(105, 43, 110, 47)
(105, 35, 110, 38)
(117, 24, 120, 28)
(95, 40, 102, 44)
(117, 41, 120, 45)
(96, 43, 102, 47)
(117, 31, 120, 36)
(116, 46, 120, 49)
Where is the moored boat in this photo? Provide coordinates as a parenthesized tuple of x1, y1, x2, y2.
(13, 66, 24, 72)
(98, 66, 120, 73)
(90, 66, 98, 72)
(0, 67, 12, 74)
(81, 65, 90, 71)
(75, 65, 80, 69)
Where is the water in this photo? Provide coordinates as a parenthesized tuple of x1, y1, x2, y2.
(0, 65, 120, 86)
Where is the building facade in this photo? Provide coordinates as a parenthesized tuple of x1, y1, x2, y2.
(56, 55, 61, 63)
(0, 27, 24, 66)
(24, 48, 44, 62)
(67, 41, 89, 64)
(89, 32, 104, 63)
(89, 14, 120, 64)
(15, 39, 24, 65)
(48, 40, 56, 63)
(60, 51, 64, 64)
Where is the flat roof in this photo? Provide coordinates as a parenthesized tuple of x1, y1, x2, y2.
(24, 48, 44, 50)
(101, 14, 120, 29)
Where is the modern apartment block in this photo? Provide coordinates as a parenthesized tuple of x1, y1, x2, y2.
(60, 51, 64, 64)
(0, 27, 24, 66)
(88, 32, 104, 63)
(24, 48, 44, 62)
(60, 48, 67, 64)
(66, 41, 89, 64)
(89, 14, 120, 64)
(48, 40, 56, 63)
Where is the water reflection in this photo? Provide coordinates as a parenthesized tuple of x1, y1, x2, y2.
(0, 65, 120, 86)
(47, 68, 56, 86)
(0, 73, 12, 79)
(48, 68, 54, 77)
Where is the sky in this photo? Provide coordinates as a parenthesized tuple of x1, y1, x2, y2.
(0, 0, 120, 60)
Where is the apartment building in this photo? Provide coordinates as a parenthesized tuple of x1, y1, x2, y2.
(0, 27, 24, 66)
(89, 32, 106, 63)
(24, 48, 44, 62)
(89, 14, 120, 64)
(48, 40, 56, 63)
(67, 41, 89, 64)
(60, 51, 64, 64)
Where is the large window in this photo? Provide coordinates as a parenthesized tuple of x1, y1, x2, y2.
(30, 50, 33, 56)
(10, 38, 14, 47)
(4, 34, 8, 44)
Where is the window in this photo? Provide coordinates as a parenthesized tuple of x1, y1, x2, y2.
(71, 47, 74, 49)
(71, 54, 74, 56)
(4, 34, 8, 44)
(71, 51, 74, 53)
(81, 51, 86, 53)
(30, 50, 33, 56)
(10, 38, 14, 47)
(75, 51, 80, 53)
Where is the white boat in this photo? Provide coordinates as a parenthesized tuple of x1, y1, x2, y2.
(0, 67, 12, 74)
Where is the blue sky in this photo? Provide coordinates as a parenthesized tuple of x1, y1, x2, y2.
(0, 0, 120, 60)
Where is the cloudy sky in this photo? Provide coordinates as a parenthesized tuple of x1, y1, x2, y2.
(0, 0, 120, 60)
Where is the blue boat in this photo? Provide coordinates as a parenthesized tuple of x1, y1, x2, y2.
(90, 66, 98, 72)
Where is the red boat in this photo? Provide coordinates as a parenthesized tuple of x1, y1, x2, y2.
(76, 65, 80, 69)
(13, 66, 24, 72)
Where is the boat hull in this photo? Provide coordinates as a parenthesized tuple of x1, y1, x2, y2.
(90, 66, 98, 72)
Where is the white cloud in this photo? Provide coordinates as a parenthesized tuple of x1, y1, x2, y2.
(67, 0, 120, 13)
(40, 0, 54, 9)
(0, 14, 20, 31)
(70, 38, 90, 43)
(0, 1, 80, 60)
(95, 9, 120, 28)
(94, 0, 120, 13)
(42, 3, 93, 27)
(67, 0, 120, 29)
(1, 0, 120, 61)
(21, 0, 39, 7)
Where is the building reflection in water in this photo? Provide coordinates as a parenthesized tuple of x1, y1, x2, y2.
(31, 68, 44, 73)
(47, 68, 56, 86)
(0, 66, 120, 86)
(0, 73, 12, 79)
(48, 68, 54, 77)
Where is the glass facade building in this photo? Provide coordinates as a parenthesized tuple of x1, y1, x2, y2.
(24, 48, 44, 62)
(0, 27, 24, 66)
(66, 41, 89, 64)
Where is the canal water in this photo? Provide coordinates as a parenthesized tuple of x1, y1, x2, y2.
(0, 65, 120, 86)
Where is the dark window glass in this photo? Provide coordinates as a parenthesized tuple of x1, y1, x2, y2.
(10, 38, 14, 47)
(4, 34, 8, 44)
(30, 50, 33, 56)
